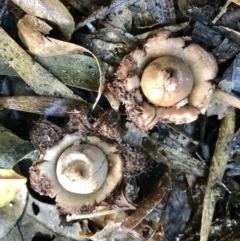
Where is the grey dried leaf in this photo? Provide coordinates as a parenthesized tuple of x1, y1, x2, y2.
(0, 126, 34, 169)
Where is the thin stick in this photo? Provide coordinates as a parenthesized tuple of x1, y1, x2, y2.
(212, 0, 231, 24)
(66, 209, 118, 221)
(200, 109, 235, 241)
(214, 88, 240, 109)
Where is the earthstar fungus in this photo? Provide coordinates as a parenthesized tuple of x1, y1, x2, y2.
(30, 134, 122, 213)
(29, 106, 149, 215)
(110, 29, 218, 131)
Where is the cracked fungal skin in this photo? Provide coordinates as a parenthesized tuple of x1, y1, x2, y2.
(29, 106, 150, 215)
(109, 29, 218, 131)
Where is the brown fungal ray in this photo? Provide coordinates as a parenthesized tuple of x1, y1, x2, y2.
(65, 102, 91, 135)
(104, 181, 136, 210)
(120, 146, 150, 177)
(30, 120, 65, 153)
(93, 109, 126, 142)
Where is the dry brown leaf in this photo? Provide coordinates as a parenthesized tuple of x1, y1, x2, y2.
(17, 14, 105, 109)
(0, 169, 27, 207)
(11, 0, 74, 40)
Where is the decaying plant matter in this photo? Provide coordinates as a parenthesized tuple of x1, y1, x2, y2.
(29, 104, 149, 217)
(109, 29, 239, 131)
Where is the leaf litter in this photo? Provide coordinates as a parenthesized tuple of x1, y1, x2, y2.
(11, 0, 74, 40)
(1, 0, 240, 240)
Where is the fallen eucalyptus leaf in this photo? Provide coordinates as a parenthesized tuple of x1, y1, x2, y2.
(0, 126, 34, 169)
(0, 57, 18, 76)
(34, 54, 103, 91)
(0, 184, 27, 238)
(11, 0, 74, 40)
(0, 169, 27, 207)
(200, 109, 235, 241)
(0, 27, 80, 101)
(0, 54, 106, 92)
(18, 14, 105, 108)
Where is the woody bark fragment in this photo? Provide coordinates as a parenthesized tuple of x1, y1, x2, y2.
(75, 0, 138, 30)
(0, 27, 80, 101)
(200, 109, 235, 241)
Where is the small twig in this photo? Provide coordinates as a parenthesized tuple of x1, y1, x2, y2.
(214, 88, 240, 109)
(75, 0, 138, 31)
(212, 0, 231, 24)
(0, 0, 9, 24)
(66, 209, 119, 222)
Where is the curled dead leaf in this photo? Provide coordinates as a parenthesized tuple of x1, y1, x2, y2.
(0, 169, 26, 207)
(12, 0, 74, 40)
(17, 14, 105, 108)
